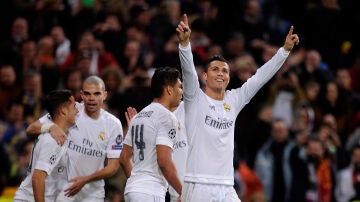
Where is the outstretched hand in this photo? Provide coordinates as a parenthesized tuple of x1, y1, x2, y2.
(176, 14, 191, 47)
(283, 26, 300, 51)
(64, 176, 88, 196)
(125, 107, 137, 126)
(124, 107, 138, 137)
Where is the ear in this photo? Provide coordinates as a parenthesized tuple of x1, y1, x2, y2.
(166, 86, 172, 95)
(60, 105, 68, 116)
(103, 91, 108, 101)
(80, 90, 85, 99)
(201, 72, 207, 81)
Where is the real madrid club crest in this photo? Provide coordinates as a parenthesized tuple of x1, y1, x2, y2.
(223, 102, 231, 112)
(98, 132, 105, 141)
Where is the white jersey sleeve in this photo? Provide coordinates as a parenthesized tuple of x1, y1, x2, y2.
(178, 43, 201, 100)
(156, 112, 176, 149)
(229, 47, 290, 113)
(34, 135, 67, 175)
(105, 116, 124, 158)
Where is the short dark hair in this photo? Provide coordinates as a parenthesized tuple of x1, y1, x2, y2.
(151, 67, 181, 98)
(205, 55, 227, 71)
(44, 89, 72, 119)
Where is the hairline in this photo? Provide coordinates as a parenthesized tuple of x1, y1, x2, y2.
(83, 75, 106, 91)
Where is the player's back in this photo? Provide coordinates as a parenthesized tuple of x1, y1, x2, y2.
(124, 102, 178, 198)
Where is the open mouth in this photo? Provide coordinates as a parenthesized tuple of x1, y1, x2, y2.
(86, 103, 97, 109)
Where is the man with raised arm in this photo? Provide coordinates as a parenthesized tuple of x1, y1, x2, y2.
(176, 14, 299, 201)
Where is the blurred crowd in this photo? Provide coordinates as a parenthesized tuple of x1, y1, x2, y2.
(0, 0, 360, 201)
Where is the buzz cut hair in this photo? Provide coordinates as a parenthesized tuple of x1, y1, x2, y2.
(83, 75, 106, 91)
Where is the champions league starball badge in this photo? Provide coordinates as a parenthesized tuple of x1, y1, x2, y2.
(98, 132, 105, 141)
(115, 135, 122, 145)
(223, 102, 231, 112)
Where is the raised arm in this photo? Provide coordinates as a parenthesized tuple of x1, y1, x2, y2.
(231, 26, 300, 110)
(176, 14, 200, 100)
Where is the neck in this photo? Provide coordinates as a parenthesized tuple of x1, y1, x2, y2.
(204, 87, 225, 100)
(153, 98, 171, 111)
(85, 109, 101, 119)
(53, 118, 70, 134)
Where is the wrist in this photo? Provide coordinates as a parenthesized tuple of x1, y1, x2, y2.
(41, 123, 54, 133)
(180, 40, 189, 48)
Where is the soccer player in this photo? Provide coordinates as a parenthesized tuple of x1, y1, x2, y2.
(176, 14, 299, 201)
(120, 67, 183, 202)
(26, 76, 123, 201)
(14, 90, 78, 202)
(169, 101, 188, 202)
(122, 102, 187, 202)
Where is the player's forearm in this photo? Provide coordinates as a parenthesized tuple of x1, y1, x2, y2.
(32, 171, 46, 202)
(86, 158, 120, 182)
(159, 162, 182, 195)
(119, 144, 133, 178)
(27, 120, 42, 136)
(119, 159, 132, 178)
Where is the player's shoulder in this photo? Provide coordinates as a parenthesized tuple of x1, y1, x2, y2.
(173, 101, 184, 115)
(101, 109, 122, 125)
(39, 113, 53, 124)
(38, 133, 57, 147)
(156, 106, 177, 125)
(152, 103, 174, 118)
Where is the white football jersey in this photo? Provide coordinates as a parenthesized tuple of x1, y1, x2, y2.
(179, 44, 289, 185)
(168, 102, 188, 199)
(39, 102, 123, 199)
(124, 102, 179, 198)
(14, 133, 68, 202)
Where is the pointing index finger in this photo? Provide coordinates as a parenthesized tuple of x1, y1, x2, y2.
(183, 14, 188, 26)
(288, 26, 294, 36)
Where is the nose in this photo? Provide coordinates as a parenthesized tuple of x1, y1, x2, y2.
(88, 94, 95, 100)
(217, 70, 224, 76)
